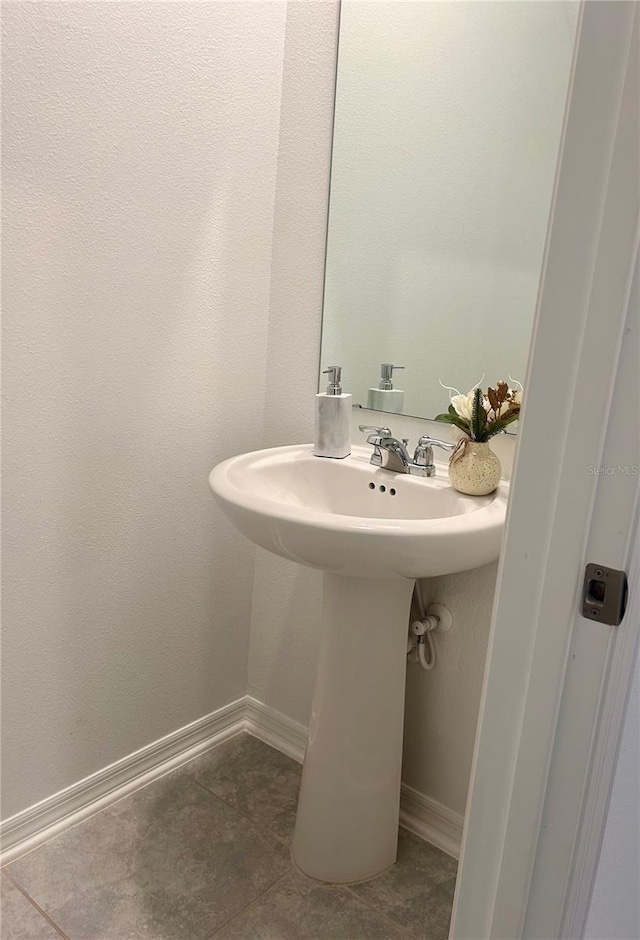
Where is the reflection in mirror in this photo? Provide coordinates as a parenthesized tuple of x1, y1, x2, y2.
(320, 1, 579, 424)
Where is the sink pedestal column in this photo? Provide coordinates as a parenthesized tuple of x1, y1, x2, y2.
(292, 573, 415, 883)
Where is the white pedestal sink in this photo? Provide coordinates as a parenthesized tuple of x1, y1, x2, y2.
(209, 444, 508, 883)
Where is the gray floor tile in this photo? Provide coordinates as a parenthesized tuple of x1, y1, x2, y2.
(3, 736, 458, 940)
(184, 733, 302, 840)
(7, 771, 291, 940)
(213, 869, 407, 940)
(419, 878, 457, 940)
(347, 829, 457, 939)
(0, 874, 65, 939)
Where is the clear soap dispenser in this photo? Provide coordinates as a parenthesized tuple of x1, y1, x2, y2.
(367, 363, 405, 414)
(314, 366, 352, 459)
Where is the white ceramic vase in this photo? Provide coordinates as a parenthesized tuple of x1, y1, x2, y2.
(448, 440, 501, 496)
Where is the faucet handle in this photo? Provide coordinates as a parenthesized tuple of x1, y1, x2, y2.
(414, 435, 455, 465)
(416, 435, 456, 450)
(359, 425, 392, 447)
(359, 424, 391, 435)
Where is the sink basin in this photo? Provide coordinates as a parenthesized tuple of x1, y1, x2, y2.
(209, 442, 508, 884)
(209, 444, 508, 579)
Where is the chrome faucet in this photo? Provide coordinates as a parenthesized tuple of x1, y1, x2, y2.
(359, 426, 456, 477)
(412, 435, 457, 476)
(358, 425, 409, 473)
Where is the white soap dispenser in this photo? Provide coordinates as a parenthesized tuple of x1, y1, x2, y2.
(314, 366, 352, 459)
(367, 363, 405, 414)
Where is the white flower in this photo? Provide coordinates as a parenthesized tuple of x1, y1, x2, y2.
(450, 388, 490, 421)
(450, 393, 473, 421)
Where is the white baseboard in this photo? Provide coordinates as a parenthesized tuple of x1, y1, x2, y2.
(1, 695, 463, 865)
(399, 784, 463, 860)
(0, 698, 246, 865)
(244, 695, 307, 763)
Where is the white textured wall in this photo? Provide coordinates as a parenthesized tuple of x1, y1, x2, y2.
(402, 563, 498, 814)
(1, 1, 286, 819)
(322, 1, 577, 418)
(3, 0, 521, 830)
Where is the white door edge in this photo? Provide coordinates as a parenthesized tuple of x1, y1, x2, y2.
(562, 512, 640, 938)
(450, 2, 639, 937)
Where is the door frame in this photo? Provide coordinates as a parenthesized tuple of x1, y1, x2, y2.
(450, 2, 640, 937)
(562, 512, 640, 938)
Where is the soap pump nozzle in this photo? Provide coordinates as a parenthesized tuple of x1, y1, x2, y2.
(323, 366, 343, 396)
(379, 363, 405, 390)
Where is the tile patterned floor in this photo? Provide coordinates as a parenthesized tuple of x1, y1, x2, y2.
(1, 734, 457, 939)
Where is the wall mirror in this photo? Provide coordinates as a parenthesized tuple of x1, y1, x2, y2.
(320, 1, 579, 424)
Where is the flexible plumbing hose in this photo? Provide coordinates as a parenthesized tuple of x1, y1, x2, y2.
(418, 630, 436, 671)
(409, 613, 438, 671)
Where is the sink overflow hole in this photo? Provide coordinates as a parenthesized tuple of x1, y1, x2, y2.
(368, 482, 398, 495)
